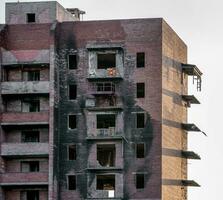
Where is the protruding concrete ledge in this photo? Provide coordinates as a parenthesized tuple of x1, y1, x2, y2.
(1, 112, 49, 125)
(0, 172, 48, 186)
(162, 179, 200, 187)
(1, 143, 49, 156)
(1, 81, 49, 94)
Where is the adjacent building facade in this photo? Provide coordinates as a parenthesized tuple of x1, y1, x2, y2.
(0, 1, 203, 200)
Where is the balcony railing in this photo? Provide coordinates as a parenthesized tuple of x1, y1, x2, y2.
(88, 68, 123, 79)
(89, 82, 116, 95)
(97, 128, 115, 137)
(1, 81, 49, 94)
(1, 112, 49, 125)
(1, 143, 49, 156)
(0, 172, 48, 185)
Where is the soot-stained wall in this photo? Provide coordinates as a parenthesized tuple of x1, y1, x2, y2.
(55, 18, 162, 200)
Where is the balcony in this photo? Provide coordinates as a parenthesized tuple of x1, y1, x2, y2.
(182, 63, 202, 91)
(85, 96, 123, 111)
(1, 112, 49, 125)
(1, 81, 49, 95)
(88, 142, 123, 170)
(0, 172, 48, 186)
(87, 173, 123, 199)
(89, 82, 116, 95)
(1, 143, 49, 157)
(182, 95, 200, 107)
(88, 49, 124, 80)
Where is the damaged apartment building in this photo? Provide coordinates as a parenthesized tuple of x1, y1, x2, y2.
(0, 1, 203, 200)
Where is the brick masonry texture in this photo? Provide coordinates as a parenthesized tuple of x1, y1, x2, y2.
(0, 4, 198, 199)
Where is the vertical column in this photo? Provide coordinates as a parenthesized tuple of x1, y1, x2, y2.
(48, 22, 58, 200)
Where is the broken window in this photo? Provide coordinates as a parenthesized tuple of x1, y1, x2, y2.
(27, 71, 40, 81)
(137, 52, 145, 68)
(69, 84, 77, 100)
(136, 174, 145, 189)
(21, 131, 40, 143)
(68, 175, 76, 190)
(136, 143, 145, 158)
(27, 13, 36, 23)
(137, 113, 145, 128)
(137, 82, 145, 98)
(68, 145, 76, 160)
(97, 114, 116, 129)
(97, 174, 115, 190)
(97, 53, 116, 69)
(22, 99, 40, 112)
(97, 144, 116, 167)
(68, 54, 77, 69)
(21, 161, 39, 172)
(68, 115, 77, 129)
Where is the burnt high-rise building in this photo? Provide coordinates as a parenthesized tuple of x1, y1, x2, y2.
(0, 1, 203, 200)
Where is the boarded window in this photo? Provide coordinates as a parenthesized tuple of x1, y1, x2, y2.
(21, 131, 39, 143)
(137, 52, 145, 68)
(68, 55, 77, 69)
(27, 71, 40, 81)
(97, 114, 116, 129)
(97, 53, 116, 69)
(137, 113, 145, 128)
(69, 85, 77, 100)
(21, 161, 39, 172)
(68, 115, 77, 129)
(136, 143, 145, 158)
(136, 174, 144, 189)
(97, 144, 115, 167)
(97, 174, 115, 190)
(137, 83, 145, 98)
(68, 175, 76, 190)
(27, 13, 36, 23)
(68, 145, 76, 160)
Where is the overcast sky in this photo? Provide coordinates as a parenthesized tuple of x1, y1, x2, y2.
(0, 0, 222, 199)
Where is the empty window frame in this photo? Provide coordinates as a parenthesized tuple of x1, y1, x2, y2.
(68, 175, 76, 190)
(136, 143, 145, 158)
(136, 173, 145, 189)
(137, 113, 145, 128)
(97, 144, 116, 167)
(69, 84, 77, 100)
(68, 145, 76, 160)
(27, 13, 36, 23)
(68, 54, 77, 69)
(21, 131, 40, 142)
(22, 99, 40, 112)
(68, 115, 77, 129)
(136, 52, 145, 68)
(96, 174, 115, 190)
(97, 53, 116, 69)
(21, 161, 39, 172)
(97, 114, 116, 129)
(137, 83, 145, 98)
(27, 71, 40, 81)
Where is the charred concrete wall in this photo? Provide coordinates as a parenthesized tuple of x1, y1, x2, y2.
(161, 20, 188, 200)
(55, 18, 162, 200)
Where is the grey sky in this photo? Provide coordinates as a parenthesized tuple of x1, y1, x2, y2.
(0, 0, 222, 199)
